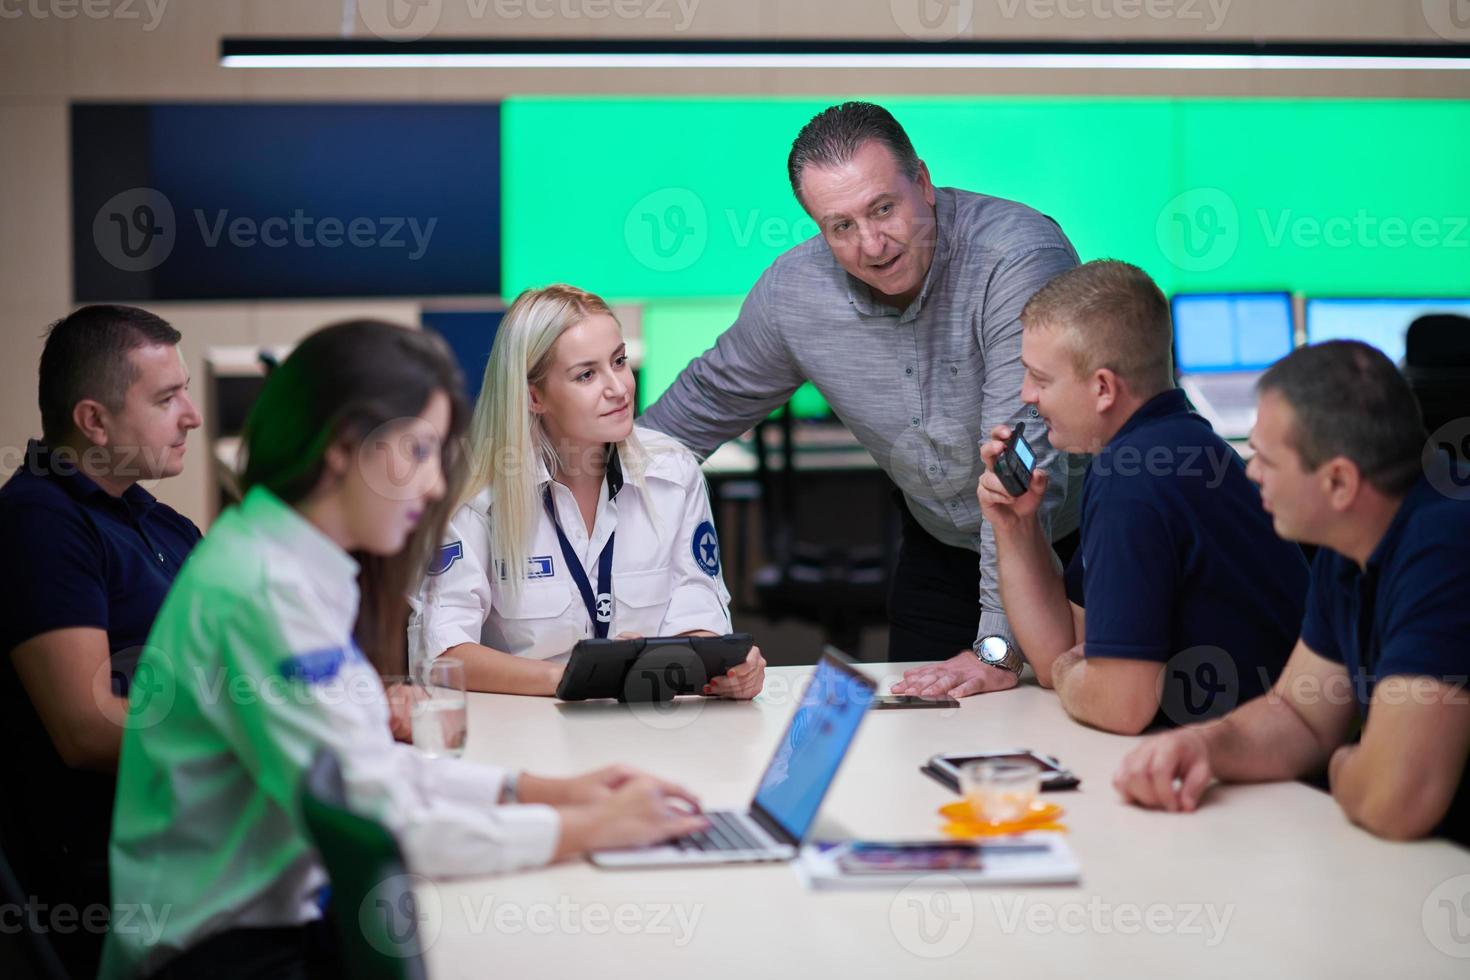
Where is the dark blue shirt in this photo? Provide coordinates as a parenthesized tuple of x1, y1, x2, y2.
(1064, 389, 1309, 726)
(0, 441, 201, 881)
(1300, 466, 1470, 846)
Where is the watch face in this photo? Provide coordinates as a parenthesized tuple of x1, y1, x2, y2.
(978, 635, 1009, 663)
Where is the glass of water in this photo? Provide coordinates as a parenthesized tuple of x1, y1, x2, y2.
(412, 656, 467, 759)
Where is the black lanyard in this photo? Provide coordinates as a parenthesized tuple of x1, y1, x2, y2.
(542, 486, 615, 638)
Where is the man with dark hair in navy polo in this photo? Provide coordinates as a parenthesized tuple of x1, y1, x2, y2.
(1117, 341, 1470, 845)
(899, 260, 1308, 735)
(0, 305, 203, 974)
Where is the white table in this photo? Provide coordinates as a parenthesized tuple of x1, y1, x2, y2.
(420, 664, 1470, 977)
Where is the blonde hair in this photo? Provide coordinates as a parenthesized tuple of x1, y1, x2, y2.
(1021, 259, 1174, 397)
(462, 284, 652, 598)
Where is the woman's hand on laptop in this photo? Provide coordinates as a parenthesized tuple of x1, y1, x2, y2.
(554, 776, 709, 857)
(518, 764, 665, 806)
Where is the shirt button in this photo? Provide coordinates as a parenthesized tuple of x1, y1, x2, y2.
(928, 465, 938, 474)
(950, 366, 958, 375)
(905, 367, 913, 376)
(911, 417, 920, 427)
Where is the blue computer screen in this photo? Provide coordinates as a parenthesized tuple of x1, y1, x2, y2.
(73, 103, 501, 301)
(1172, 293, 1295, 374)
(752, 658, 872, 842)
(1305, 298, 1470, 364)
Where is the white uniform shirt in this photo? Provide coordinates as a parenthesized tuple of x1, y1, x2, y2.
(101, 487, 560, 979)
(409, 427, 732, 670)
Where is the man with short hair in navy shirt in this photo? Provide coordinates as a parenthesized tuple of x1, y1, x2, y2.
(899, 260, 1308, 734)
(1117, 341, 1470, 845)
(0, 305, 202, 974)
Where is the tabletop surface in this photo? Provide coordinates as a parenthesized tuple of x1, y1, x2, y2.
(419, 663, 1470, 978)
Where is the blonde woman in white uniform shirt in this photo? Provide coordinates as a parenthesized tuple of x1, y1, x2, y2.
(410, 284, 766, 697)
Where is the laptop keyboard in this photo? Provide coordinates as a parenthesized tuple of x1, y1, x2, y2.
(673, 811, 766, 852)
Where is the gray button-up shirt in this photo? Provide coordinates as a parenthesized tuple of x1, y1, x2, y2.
(641, 186, 1084, 647)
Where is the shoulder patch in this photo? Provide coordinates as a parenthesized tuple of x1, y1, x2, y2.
(691, 520, 721, 578)
(428, 541, 464, 576)
(279, 647, 348, 685)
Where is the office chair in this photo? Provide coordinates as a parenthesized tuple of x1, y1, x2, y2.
(1403, 314, 1470, 435)
(299, 749, 429, 980)
(749, 406, 896, 654)
(0, 830, 67, 980)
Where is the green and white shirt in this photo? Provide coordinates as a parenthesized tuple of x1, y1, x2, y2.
(101, 487, 560, 978)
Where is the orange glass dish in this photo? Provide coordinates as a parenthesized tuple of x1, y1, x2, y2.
(938, 799, 1067, 838)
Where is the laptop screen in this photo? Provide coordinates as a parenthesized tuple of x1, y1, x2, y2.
(1172, 292, 1295, 374)
(751, 655, 874, 843)
(1305, 298, 1470, 364)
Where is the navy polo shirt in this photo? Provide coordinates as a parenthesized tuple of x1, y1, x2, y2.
(1063, 389, 1309, 726)
(1300, 466, 1470, 846)
(0, 441, 201, 879)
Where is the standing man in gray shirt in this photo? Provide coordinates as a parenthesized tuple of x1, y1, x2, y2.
(642, 101, 1082, 696)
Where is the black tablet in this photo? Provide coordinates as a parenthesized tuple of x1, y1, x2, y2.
(554, 633, 755, 702)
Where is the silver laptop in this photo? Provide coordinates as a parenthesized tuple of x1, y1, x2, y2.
(1172, 292, 1296, 440)
(591, 650, 876, 868)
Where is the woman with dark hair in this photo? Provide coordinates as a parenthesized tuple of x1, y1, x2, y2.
(100, 320, 708, 980)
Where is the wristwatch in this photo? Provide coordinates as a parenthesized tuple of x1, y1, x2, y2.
(973, 634, 1025, 676)
(499, 771, 520, 805)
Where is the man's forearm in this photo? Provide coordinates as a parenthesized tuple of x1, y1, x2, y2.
(1197, 694, 1333, 784)
(1051, 652, 1160, 735)
(994, 518, 1074, 683)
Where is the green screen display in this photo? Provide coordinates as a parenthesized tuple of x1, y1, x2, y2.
(503, 97, 1470, 415)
